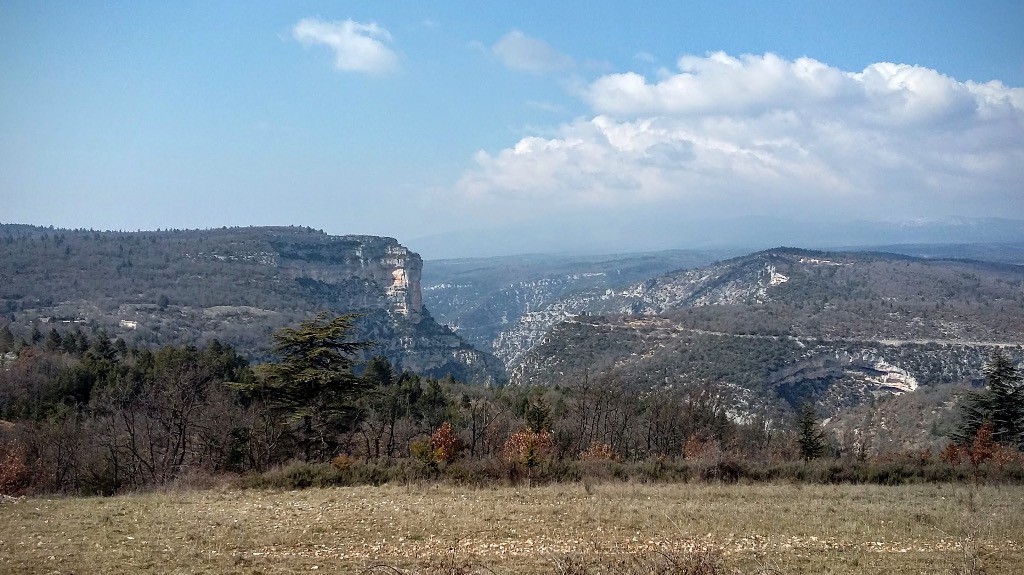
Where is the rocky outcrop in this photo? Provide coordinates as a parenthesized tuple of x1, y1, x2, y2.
(272, 235, 423, 322)
(265, 232, 502, 382)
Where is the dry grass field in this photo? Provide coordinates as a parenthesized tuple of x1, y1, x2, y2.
(1, 482, 1022, 574)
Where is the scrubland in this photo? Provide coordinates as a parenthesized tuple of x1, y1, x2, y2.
(2, 482, 1022, 574)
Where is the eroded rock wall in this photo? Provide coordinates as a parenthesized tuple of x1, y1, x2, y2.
(274, 235, 423, 322)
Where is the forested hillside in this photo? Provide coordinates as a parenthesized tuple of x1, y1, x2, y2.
(510, 249, 1024, 450)
(502, 248, 1024, 363)
(0, 224, 504, 383)
(3, 236, 1024, 494)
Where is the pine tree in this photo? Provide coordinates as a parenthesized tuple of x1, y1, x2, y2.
(955, 350, 1024, 449)
(797, 402, 826, 460)
(363, 355, 395, 388)
(44, 328, 63, 352)
(237, 313, 372, 461)
(525, 395, 551, 434)
(0, 325, 13, 354)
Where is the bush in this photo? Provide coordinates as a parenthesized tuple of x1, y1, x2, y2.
(0, 440, 32, 495)
(232, 451, 1024, 491)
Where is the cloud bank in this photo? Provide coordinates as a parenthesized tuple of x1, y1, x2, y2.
(459, 52, 1024, 222)
(292, 18, 398, 74)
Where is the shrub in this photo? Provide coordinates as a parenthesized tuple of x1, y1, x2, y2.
(331, 453, 355, 471)
(579, 442, 616, 462)
(431, 422, 461, 464)
(0, 440, 32, 496)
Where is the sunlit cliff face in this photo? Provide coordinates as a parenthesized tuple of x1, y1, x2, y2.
(274, 235, 424, 323)
(384, 245, 423, 323)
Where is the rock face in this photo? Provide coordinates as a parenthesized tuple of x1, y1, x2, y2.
(512, 313, 1021, 423)
(274, 235, 423, 322)
(267, 232, 506, 381)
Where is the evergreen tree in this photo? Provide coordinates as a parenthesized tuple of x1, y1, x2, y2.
(797, 402, 826, 460)
(955, 350, 1024, 448)
(363, 355, 395, 388)
(44, 328, 63, 352)
(0, 325, 13, 353)
(525, 395, 551, 433)
(418, 378, 449, 429)
(238, 313, 372, 461)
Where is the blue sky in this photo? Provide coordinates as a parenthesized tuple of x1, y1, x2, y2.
(2, 2, 1022, 257)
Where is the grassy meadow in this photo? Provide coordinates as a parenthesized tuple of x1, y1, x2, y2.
(1, 482, 1022, 574)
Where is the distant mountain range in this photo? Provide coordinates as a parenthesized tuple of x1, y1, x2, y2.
(409, 214, 1024, 259)
(424, 244, 1024, 369)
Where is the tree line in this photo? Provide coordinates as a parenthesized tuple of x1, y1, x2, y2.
(1, 314, 1022, 495)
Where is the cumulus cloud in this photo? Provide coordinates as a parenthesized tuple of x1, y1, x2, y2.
(458, 52, 1024, 221)
(492, 30, 574, 74)
(292, 18, 398, 74)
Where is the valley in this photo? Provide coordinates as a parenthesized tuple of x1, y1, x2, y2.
(425, 246, 1024, 451)
(2, 225, 1023, 466)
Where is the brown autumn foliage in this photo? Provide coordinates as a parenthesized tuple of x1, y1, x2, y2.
(0, 440, 32, 495)
(503, 428, 552, 468)
(579, 442, 617, 462)
(431, 421, 461, 464)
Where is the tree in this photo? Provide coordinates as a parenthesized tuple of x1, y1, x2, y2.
(0, 325, 14, 354)
(430, 421, 461, 464)
(239, 313, 372, 462)
(504, 428, 552, 486)
(44, 328, 63, 352)
(525, 395, 551, 434)
(797, 403, 826, 460)
(955, 350, 1024, 449)
(358, 356, 404, 459)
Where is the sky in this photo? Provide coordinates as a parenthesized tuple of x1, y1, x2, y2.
(2, 1, 1023, 257)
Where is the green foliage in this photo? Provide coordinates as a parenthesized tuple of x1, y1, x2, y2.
(0, 325, 13, 353)
(798, 403, 826, 460)
(242, 313, 372, 461)
(363, 355, 395, 387)
(525, 394, 551, 433)
(955, 350, 1024, 448)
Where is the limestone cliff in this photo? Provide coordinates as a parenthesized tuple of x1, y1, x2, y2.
(273, 234, 423, 322)
(265, 231, 501, 382)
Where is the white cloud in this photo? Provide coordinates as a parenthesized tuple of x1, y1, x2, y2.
(492, 30, 573, 74)
(292, 18, 398, 74)
(458, 52, 1024, 221)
